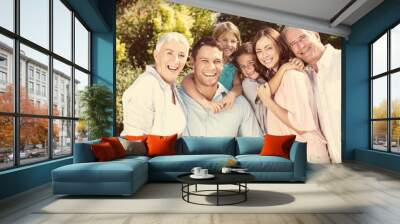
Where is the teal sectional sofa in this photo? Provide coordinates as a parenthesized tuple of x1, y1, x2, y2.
(52, 136, 307, 196)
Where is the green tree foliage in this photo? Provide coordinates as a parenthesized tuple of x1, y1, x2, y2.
(79, 84, 113, 140)
(372, 99, 400, 142)
(217, 14, 341, 49)
(217, 14, 280, 43)
(115, 62, 143, 134)
(116, 37, 128, 63)
(117, 0, 214, 69)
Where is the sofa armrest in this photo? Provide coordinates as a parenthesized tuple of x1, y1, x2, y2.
(73, 140, 100, 163)
(289, 141, 307, 181)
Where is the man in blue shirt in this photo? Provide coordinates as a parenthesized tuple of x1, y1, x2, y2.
(179, 37, 262, 137)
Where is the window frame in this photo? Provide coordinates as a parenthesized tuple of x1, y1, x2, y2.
(370, 21, 400, 154)
(0, 0, 92, 171)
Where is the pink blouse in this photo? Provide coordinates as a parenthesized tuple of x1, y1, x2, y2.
(267, 69, 330, 163)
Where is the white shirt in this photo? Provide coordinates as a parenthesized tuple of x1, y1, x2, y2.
(121, 65, 186, 136)
(306, 44, 342, 163)
(242, 78, 268, 134)
(178, 83, 262, 137)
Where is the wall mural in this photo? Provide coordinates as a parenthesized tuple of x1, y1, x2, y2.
(116, 0, 342, 163)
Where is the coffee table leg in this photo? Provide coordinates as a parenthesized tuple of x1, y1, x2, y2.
(217, 184, 219, 206)
(195, 184, 197, 192)
(245, 183, 247, 201)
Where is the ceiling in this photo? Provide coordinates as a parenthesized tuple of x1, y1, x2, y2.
(171, 0, 384, 38)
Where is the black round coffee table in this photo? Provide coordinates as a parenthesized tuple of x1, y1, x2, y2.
(177, 173, 255, 206)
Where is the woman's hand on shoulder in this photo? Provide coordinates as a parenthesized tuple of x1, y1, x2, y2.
(201, 99, 224, 113)
(282, 57, 304, 72)
(220, 91, 236, 111)
(257, 83, 273, 106)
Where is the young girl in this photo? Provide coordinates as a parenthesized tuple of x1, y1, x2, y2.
(182, 21, 242, 113)
(253, 27, 330, 163)
(232, 42, 304, 134)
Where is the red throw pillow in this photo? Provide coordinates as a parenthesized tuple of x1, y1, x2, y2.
(91, 142, 117, 161)
(101, 137, 126, 158)
(124, 135, 148, 141)
(260, 134, 296, 159)
(146, 134, 177, 157)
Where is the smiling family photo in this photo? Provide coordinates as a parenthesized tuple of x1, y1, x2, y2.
(116, 0, 342, 164)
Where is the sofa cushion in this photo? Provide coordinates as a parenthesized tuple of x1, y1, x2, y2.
(101, 137, 127, 158)
(118, 138, 147, 156)
(148, 154, 235, 172)
(91, 142, 118, 161)
(147, 134, 177, 157)
(176, 137, 236, 155)
(260, 134, 296, 159)
(236, 155, 293, 172)
(236, 137, 264, 155)
(52, 158, 147, 183)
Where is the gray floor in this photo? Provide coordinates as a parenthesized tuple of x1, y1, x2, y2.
(1, 162, 400, 224)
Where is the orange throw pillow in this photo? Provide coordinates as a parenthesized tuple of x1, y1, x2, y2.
(91, 142, 117, 161)
(260, 134, 296, 159)
(101, 137, 126, 158)
(124, 135, 148, 141)
(146, 134, 177, 157)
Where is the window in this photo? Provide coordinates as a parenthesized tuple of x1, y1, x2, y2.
(28, 67, 34, 80)
(20, 0, 49, 49)
(42, 85, 46, 97)
(0, 54, 7, 67)
(36, 83, 40, 95)
(0, 0, 91, 170)
(75, 17, 89, 70)
(0, 34, 13, 113)
(28, 81, 34, 94)
(53, 0, 72, 60)
(0, 71, 6, 85)
(0, 0, 14, 32)
(371, 23, 400, 154)
(0, 54, 7, 86)
(35, 70, 41, 81)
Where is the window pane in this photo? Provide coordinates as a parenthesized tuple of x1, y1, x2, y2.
(74, 17, 89, 70)
(74, 69, 89, 118)
(20, 117, 49, 165)
(391, 72, 400, 118)
(391, 24, 400, 70)
(20, 0, 49, 49)
(372, 33, 387, 76)
(372, 76, 387, 119)
(0, 34, 14, 112)
(20, 44, 49, 115)
(0, 0, 14, 31)
(372, 121, 388, 151)
(53, 119, 72, 158)
(391, 120, 400, 153)
(53, 59, 72, 117)
(0, 116, 13, 170)
(53, 0, 72, 60)
(75, 120, 88, 143)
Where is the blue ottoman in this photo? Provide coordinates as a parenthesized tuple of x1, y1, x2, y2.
(52, 156, 148, 196)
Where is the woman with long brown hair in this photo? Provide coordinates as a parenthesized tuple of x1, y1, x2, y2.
(254, 27, 330, 163)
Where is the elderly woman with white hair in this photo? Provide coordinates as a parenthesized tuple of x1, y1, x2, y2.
(121, 32, 190, 136)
